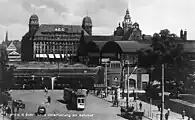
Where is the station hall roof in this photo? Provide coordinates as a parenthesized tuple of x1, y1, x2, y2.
(115, 41, 142, 52)
(35, 24, 89, 36)
(84, 35, 122, 43)
(89, 40, 151, 53)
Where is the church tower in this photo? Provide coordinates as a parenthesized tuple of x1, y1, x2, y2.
(29, 14, 39, 38)
(82, 16, 92, 35)
(5, 31, 8, 43)
(122, 9, 132, 34)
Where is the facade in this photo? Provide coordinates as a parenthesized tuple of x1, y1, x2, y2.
(12, 63, 104, 90)
(2, 31, 21, 62)
(77, 9, 194, 89)
(113, 9, 142, 41)
(0, 44, 7, 91)
(21, 14, 92, 62)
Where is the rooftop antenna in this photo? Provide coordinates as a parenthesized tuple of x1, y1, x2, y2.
(86, 10, 88, 16)
(31, 4, 36, 14)
(128, 0, 131, 11)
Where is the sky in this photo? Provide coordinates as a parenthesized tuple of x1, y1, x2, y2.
(0, 0, 195, 42)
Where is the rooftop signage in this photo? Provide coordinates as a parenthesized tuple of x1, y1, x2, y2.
(54, 27, 69, 32)
(55, 28, 65, 32)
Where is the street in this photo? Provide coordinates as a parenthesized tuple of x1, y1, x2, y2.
(9, 90, 128, 120)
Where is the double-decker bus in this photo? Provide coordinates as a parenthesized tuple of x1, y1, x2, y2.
(63, 88, 86, 110)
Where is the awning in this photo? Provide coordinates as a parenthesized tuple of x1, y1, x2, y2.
(55, 54, 60, 58)
(36, 54, 40, 58)
(40, 54, 44, 58)
(61, 54, 65, 58)
(48, 54, 54, 58)
(40, 54, 47, 58)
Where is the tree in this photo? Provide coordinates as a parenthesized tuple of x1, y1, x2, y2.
(138, 29, 194, 99)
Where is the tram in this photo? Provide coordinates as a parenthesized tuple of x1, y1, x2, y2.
(63, 88, 86, 110)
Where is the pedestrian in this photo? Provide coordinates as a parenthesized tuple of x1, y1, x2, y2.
(86, 89, 89, 96)
(44, 87, 48, 95)
(139, 102, 142, 110)
(116, 99, 119, 107)
(11, 114, 14, 120)
(23, 84, 25, 92)
(165, 112, 169, 120)
(100, 90, 103, 98)
(16, 105, 19, 113)
(133, 90, 136, 101)
(5, 106, 8, 116)
(132, 104, 135, 111)
(167, 108, 170, 116)
(158, 104, 161, 111)
(47, 96, 51, 104)
(182, 110, 185, 119)
(7, 106, 11, 115)
(112, 95, 114, 103)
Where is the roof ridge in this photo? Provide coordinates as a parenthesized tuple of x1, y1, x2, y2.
(40, 24, 82, 26)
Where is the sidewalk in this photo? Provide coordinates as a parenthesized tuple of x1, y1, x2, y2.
(93, 93, 191, 120)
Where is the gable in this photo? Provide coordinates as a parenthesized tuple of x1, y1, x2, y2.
(8, 51, 20, 55)
(7, 42, 17, 51)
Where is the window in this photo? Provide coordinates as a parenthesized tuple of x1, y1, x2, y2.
(78, 98, 84, 103)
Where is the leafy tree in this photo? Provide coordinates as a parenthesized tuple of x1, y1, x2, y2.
(137, 29, 194, 99)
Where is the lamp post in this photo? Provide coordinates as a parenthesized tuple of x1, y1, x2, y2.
(125, 61, 137, 109)
(160, 64, 165, 120)
(104, 62, 108, 97)
(127, 61, 130, 108)
(149, 66, 155, 117)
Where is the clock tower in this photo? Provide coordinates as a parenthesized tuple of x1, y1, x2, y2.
(29, 14, 39, 38)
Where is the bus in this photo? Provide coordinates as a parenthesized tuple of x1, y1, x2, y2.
(63, 88, 86, 110)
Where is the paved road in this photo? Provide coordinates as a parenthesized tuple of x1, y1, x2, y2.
(9, 90, 127, 120)
(102, 94, 190, 120)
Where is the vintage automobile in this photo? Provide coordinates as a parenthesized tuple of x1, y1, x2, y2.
(36, 105, 46, 115)
(120, 106, 134, 119)
(120, 106, 144, 120)
(13, 100, 25, 109)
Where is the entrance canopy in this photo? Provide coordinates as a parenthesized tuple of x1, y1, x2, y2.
(48, 54, 54, 58)
(55, 54, 60, 58)
(40, 54, 47, 58)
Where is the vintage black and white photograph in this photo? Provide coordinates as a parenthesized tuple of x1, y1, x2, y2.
(0, 0, 195, 120)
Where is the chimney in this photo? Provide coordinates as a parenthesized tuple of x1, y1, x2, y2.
(180, 29, 183, 39)
(184, 29, 187, 40)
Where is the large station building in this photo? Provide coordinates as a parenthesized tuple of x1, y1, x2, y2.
(15, 9, 195, 90)
(77, 9, 195, 89)
(21, 14, 92, 62)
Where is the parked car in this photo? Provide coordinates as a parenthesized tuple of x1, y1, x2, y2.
(169, 91, 179, 99)
(36, 105, 46, 115)
(13, 100, 25, 109)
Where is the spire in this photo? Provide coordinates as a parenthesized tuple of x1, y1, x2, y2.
(126, 9, 129, 15)
(5, 30, 8, 42)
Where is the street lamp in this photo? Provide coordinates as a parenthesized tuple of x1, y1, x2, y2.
(149, 66, 155, 117)
(161, 64, 165, 120)
(104, 62, 109, 97)
(125, 61, 137, 109)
